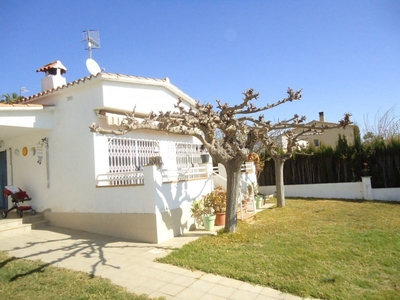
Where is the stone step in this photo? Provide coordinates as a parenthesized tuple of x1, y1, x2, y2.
(0, 212, 49, 236)
(31, 219, 50, 229)
(0, 223, 32, 237)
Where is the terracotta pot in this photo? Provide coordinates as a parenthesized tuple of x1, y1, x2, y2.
(214, 212, 226, 226)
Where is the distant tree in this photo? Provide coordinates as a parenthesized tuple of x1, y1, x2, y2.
(258, 114, 351, 207)
(0, 93, 23, 104)
(363, 106, 400, 142)
(89, 88, 350, 231)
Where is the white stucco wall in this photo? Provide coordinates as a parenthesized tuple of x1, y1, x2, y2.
(17, 75, 201, 215)
(102, 83, 189, 114)
(259, 182, 364, 199)
(2, 132, 50, 211)
(372, 188, 400, 202)
(0, 108, 55, 129)
(259, 180, 400, 202)
(142, 165, 213, 243)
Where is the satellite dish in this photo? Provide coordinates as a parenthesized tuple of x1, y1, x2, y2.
(86, 58, 101, 75)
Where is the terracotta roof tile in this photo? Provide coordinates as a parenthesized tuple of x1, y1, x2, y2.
(36, 60, 67, 74)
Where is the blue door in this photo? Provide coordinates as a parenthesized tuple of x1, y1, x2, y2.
(0, 151, 7, 211)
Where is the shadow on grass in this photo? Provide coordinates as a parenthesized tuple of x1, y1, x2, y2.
(9, 260, 51, 282)
(0, 256, 17, 268)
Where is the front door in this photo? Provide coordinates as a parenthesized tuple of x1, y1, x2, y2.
(0, 151, 7, 210)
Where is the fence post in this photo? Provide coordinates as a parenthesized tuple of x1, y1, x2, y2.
(361, 176, 373, 200)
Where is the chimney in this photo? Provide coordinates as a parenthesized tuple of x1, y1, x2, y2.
(36, 61, 67, 91)
(319, 111, 325, 122)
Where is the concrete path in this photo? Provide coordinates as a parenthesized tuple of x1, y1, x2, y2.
(0, 226, 314, 300)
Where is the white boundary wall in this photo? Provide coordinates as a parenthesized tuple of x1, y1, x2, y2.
(259, 176, 400, 202)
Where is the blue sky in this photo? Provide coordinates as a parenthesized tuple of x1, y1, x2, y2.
(1, 1, 399, 134)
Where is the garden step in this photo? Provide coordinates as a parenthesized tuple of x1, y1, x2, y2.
(31, 220, 50, 229)
(0, 223, 32, 237)
(0, 213, 49, 236)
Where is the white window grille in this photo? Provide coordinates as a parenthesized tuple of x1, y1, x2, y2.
(108, 137, 159, 185)
(175, 142, 202, 169)
(100, 138, 206, 186)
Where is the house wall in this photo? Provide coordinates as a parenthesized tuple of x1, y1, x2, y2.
(20, 76, 206, 243)
(102, 81, 193, 115)
(25, 77, 200, 214)
(2, 132, 50, 211)
(295, 122, 355, 148)
(45, 165, 213, 243)
(0, 108, 54, 130)
(146, 165, 214, 243)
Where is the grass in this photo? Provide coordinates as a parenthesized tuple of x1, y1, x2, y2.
(0, 251, 164, 300)
(157, 199, 400, 300)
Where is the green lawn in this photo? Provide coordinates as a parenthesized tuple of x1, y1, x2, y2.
(0, 251, 164, 300)
(157, 199, 400, 300)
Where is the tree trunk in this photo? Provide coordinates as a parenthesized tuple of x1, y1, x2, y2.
(224, 161, 242, 233)
(273, 155, 287, 208)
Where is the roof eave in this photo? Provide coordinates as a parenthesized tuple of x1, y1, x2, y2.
(21, 72, 198, 107)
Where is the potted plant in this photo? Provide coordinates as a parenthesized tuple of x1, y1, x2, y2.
(251, 182, 263, 209)
(204, 186, 227, 226)
(199, 145, 210, 163)
(361, 162, 371, 177)
(190, 197, 215, 231)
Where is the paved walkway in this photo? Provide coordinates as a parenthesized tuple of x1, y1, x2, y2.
(0, 226, 314, 300)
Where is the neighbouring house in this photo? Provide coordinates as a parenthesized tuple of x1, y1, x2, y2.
(0, 61, 257, 243)
(295, 112, 355, 148)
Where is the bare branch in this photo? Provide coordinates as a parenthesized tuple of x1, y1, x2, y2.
(89, 88, 350, 222)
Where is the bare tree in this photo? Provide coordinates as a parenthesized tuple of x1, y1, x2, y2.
(259, 115, 351, 207)
(363, 106, 400, 142)
(89, 88, 350, 232)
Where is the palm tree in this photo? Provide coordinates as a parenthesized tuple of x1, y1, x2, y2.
(0, 92, 23, 104)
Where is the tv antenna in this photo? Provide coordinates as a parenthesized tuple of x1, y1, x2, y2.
(20, 86, 29, 97)
(82, 30, 103, 75)
(82, 30, 100, 59)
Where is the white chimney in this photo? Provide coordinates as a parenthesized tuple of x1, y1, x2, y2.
(319, 111, 325, 122)
(36, 61, 67, 91)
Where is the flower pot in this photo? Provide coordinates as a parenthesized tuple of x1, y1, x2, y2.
(256, 195, 263, 209)
(200, 154, 210, 163)
(202, 214, 216, 231)
(214, 212, 226, 226)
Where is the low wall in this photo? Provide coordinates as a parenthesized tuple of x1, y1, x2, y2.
(44, 211, 158, 243)
(44, 164, 213, 243)
(259, 176, 400, 202)
(372, 188, 400, 202)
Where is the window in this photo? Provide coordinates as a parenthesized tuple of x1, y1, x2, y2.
(108, 137, 159, 173)
(107, 138, 159, 185)
(175, 143, 202, 169)
(105, 138, 202, 185)
(313, 139, 320, 147)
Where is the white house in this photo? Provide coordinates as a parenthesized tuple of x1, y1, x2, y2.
(0, 61, 217, 243)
